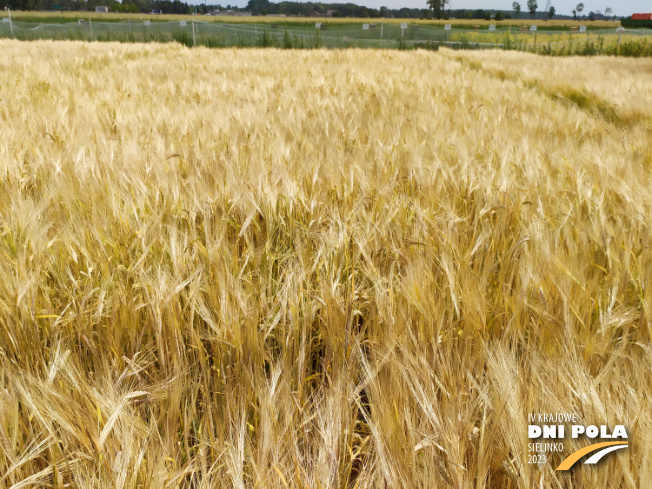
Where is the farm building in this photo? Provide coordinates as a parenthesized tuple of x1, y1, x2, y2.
(208, 10, 252, 17)
(313, 10, 336, 18)
(631, 13, 652, 20)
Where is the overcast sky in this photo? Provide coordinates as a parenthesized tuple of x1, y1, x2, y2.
(216, 1, 648, 17)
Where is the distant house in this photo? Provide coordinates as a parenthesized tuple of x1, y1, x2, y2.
(95, 6, 108, 13)
(632, 13, 652, 20)
(209, 10, 252, 17)
(313, 10, 335, 18)
(266, 14, 287, 17)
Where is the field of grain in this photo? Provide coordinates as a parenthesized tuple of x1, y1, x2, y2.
(3, 13, 647, 55)
(0, 41, 651, 488)
(3, 11, 620, 28)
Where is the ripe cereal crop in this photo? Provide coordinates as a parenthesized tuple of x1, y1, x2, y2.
(0, 41, 650, 487)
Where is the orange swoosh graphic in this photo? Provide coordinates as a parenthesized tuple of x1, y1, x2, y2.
(556, 441, 628, 471)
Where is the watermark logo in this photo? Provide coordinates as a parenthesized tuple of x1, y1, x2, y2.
(555, 442, 628, 470)
(527, 413, 629, 470)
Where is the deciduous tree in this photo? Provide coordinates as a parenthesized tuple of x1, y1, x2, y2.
(427, 0, 450, 20)
(512, 2, 521, 19)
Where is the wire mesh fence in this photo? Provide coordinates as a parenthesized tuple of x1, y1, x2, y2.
(0, 19, 650, 54)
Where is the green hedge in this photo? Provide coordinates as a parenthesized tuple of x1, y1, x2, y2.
(621, 18, 652, 29)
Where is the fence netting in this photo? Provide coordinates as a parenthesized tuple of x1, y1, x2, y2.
(1, 19, 650, 52)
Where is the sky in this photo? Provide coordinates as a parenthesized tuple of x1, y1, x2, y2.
(216, 1, 649, 17)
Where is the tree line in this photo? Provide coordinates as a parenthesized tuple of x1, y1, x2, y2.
(0, 0, 188, 13)
(0, 0, 619, 20)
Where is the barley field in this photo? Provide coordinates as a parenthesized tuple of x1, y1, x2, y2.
(4, 11, 620, 28)
(0, 41, 651, 488)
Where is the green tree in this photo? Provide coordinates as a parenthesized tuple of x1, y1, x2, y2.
(548, 5, 555, 19)
(427, 0, 450, 20)
(512, 2, 521, 19)
(576, 2, 584, 17)
(527, 0, 537, 19)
